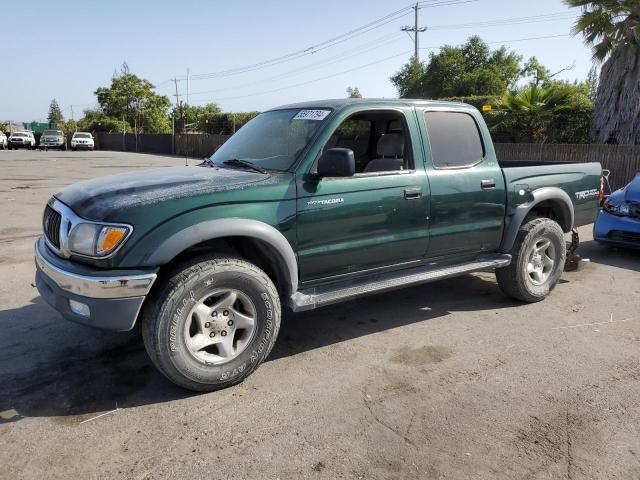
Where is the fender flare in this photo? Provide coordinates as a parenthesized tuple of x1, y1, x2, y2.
(500, 187, 574, 252)
(144, 218, 298, 294)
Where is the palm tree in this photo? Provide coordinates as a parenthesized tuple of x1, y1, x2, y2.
(498, 84, 577, 142)
(565, 0, 640, 144)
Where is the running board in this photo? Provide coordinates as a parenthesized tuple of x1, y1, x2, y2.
(290, 254, 511, 312)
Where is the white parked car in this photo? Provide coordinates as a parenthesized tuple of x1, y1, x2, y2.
(8, 131, 36, 150)
(0, 132, 7, 150)
(70, 132, 95, 151)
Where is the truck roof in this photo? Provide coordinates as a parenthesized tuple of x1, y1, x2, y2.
(269, 98, 473, 111)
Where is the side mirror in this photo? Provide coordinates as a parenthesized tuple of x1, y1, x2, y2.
(317, 148, 355, 177)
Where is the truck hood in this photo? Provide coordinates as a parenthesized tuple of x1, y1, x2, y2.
(56, 165, 272, 220)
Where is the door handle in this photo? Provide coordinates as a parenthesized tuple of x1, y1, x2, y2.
(481, 179, 496, 190)
(404, 187, 422, 199)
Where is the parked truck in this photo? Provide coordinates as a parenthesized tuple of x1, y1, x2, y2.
(35, 99, 602, 391)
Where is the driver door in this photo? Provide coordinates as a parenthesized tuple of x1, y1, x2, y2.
(296, 108, 430, 283)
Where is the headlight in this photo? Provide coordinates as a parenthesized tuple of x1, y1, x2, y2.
(603, 198, 630, 216)
(68, 223, 131, 257)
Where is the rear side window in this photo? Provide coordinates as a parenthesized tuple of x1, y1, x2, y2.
(424, 111, 485, 169)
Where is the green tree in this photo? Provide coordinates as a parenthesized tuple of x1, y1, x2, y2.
(47, 99, 64, 124)
(496, 84, 579, 142)
(566, 0, 640, 144)
(172, 103, 223, 132)
(62, 119, 77, 133)
(521, 57, 552, 86)
(77, 109, 132, 133)
(389, 58, 428, 98)
(391, 36, 521, 98)
(346, 86, 362, 98)
(94, 62, 171, 133)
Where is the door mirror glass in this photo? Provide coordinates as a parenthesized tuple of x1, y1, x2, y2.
(317, 148, 355, 177)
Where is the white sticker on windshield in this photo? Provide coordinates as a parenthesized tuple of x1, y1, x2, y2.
(293, 109, 331, 121)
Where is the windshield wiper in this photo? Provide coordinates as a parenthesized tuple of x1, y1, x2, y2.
(222, 159, 268, 174)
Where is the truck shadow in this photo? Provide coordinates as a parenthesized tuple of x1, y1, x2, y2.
(0, 273, 515, 423)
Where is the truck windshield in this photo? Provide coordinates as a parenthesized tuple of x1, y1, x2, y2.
(43, 130, 61, 136)
(209, 108, 331, 171)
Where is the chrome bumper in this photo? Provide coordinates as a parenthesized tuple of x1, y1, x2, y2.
(35, 239, 156, 299)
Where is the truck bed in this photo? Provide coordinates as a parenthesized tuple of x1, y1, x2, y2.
(500, 161, 602, 228)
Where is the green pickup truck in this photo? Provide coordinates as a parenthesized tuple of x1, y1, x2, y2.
(35, 99, 602, 391)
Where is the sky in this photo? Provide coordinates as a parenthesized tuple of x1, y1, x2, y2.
(1, 0, 594, 122)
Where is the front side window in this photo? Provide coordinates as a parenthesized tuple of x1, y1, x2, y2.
(424, 111, 485, 169)
(210, 108, 331, 171)
(323, 111, 413, 174)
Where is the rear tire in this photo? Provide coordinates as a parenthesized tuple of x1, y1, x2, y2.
(496, 217, 566, 303)
(142, 255, 281, 391)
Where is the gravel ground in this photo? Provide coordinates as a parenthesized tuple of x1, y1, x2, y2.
(1, 150, 639, 480)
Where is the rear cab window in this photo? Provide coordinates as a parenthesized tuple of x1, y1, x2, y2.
(423, 111, 485, 169)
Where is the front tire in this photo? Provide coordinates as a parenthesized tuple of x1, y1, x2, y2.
(142, 255, 281, 391)
(496, 217, 566, 303)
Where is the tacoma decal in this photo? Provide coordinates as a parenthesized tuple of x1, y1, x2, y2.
(307, 198, 344, 206)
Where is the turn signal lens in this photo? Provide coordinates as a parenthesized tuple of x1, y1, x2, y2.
(96, 226, 129, 255)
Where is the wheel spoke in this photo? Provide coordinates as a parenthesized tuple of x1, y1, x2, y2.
(231, 308, 255, 329)
(188, 333, 215, 352)
(543, 254, 555, 271)
(526, 262, 536, 274)
(216, 338, 235, 358)
(211, 291, 237, 310)
(192, 303, 213, 330)
(535, 240, 551, 254)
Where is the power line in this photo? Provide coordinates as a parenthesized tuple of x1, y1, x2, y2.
(189, 32, 574, 105)
(187, 33, 406, 97)
(178, 0, 477, 82)
(428, 12, 576, 31)
(195, 50, 413, 103)
(419, 33, 572, 50)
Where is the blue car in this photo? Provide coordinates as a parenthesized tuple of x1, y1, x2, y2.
(594, 172, 640, 248)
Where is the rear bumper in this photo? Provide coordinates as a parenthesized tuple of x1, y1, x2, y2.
(34, 237, 157, 331)
(593, 210, 640, 249)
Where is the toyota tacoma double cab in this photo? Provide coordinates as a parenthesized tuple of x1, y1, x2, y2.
(35, 99, 602, 391)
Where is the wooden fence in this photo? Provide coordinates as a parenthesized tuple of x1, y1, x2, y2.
(175, 133, 230, 159)
(495, 143, 640, 191)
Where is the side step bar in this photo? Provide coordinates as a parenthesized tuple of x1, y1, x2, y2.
(290, 254, 511, 312)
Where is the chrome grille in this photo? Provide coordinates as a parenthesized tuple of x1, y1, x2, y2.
(43, 205, 62, 248)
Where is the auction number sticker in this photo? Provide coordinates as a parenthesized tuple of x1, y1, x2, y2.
(293, 109, 331, 121)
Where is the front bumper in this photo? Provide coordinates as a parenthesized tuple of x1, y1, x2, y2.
(593, 210, 640, 249)
(40, 142, 64, 148)
(34, 236, 157, 331)
(71, 143, 94, 149)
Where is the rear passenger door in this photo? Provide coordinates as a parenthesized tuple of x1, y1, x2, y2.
(422, 109, 505, 258)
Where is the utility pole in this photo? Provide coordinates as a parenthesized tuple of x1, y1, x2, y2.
(186, 68, 190, 107)
(401, 3, 427, 61)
